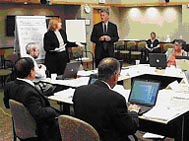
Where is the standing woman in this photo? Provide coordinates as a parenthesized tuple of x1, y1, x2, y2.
(44, 17, 78, 75)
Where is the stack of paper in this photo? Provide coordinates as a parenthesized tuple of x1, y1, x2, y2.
(143, 105, 181, 122)
(143, 132, 164, 139)
(54, 88, 75, 99)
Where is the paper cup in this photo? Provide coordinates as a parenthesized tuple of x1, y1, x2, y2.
(135, 60, 140, 65)
(51, 73, 57, 80)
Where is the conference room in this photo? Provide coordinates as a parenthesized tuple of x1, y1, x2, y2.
(1, 0, 189, 141)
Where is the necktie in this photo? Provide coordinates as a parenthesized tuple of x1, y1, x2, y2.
(103, 23, 107, 33)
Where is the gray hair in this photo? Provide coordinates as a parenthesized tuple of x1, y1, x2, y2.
(100, 8, 109, 15)
(98, 57, 120, 81)
(25, 42, 40, 54)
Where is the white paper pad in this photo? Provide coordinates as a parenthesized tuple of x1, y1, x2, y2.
(113, 85, 130, 102)
(77, 70, 97, 76)
(143, 132, 164, 139)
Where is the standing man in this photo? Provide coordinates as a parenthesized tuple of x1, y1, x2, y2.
(73, 57, 140, 141)
(91, 8, 119, 67)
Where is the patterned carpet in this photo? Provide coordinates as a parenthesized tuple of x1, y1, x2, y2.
(0, 107, 13, 141)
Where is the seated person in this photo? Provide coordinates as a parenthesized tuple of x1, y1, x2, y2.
(167, 39, 187, 67)
(25, 42, 46, 81)
(146, 32, 160, 60)
(73, 57, 140, 141)
(3, 57, 61, 141)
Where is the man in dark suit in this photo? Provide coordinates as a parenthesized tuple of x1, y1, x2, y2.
(73, 57, 140, 141)
(91, 8, 119, 67)
(3, 57, 61, 141)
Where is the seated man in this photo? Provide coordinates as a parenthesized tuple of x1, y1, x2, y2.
(73, 57, 140, 141)
(3, 57, 61, 141)
(25, 42, 55, 96)
(25, 42, 46, 81)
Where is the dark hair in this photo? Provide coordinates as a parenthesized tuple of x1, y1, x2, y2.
(98, 57, 120, 81)
(15, 57, 34, 78)
(173, 39, 181, 45)
(150, 32, 156, 37)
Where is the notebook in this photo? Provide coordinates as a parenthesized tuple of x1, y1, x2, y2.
(149, 53, 167, 69)
(128, 79, 160, 115)
(56, 61, 81, 80)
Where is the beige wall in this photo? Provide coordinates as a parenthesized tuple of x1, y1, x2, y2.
(118, 6, 182, 41)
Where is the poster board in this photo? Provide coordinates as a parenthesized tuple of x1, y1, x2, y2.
(65, 19, 86, 43)
(15, 16, 47, 60)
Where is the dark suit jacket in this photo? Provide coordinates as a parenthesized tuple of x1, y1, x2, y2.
(4, 79, 61, 141)
(73, 80, 139, 141)
(91, 22, 119, 59)
(43, 29, 77, 74)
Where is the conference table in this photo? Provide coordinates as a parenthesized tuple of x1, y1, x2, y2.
(43, 64, 189, 141)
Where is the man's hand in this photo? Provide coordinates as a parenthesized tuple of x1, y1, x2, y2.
(128, 104, 140, 113)
(99, 35, 105, 41)
(104, 35, 111, 41)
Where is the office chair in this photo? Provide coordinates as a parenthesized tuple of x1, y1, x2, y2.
(9, 99, 38, 141)
(114, 40, 128, 60)
(58, 115, 100, 141)
(69, 46, 95, 70)
(0, 49, 12, 87)
(163, 43, 174, 53)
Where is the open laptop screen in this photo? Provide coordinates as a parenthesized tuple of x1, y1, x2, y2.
(56, 61, 81, 80)
(88, 74, 98, 85)
(129, 80, 160, 106)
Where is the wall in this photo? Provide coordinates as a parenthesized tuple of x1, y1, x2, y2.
(1, 2, 189, 52)
(181, 5, 189, 41)
(118, 6, 182, 41)
(0, 3, 80, 47)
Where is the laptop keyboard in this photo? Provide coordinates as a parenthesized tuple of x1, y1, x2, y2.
(138, 105, 151, 115)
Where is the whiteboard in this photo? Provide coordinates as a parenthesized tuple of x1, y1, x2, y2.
(65, 19, 86, 43)
(15, 16, 47, 59)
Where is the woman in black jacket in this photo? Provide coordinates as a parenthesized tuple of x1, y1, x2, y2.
(44, 17, 78, 75)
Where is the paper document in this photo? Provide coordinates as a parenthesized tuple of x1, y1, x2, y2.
(143, 132, 164, 139)
(168, 80, 182, 92)
(143, 105, 181, 122)
(77, 70, 97, 76)
(41, 77, 90, 87)
(54, 88, 75, 99)
(52, 43, 67, 52)
(113, 85, 130, 102)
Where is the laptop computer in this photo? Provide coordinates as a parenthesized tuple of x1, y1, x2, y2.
(88, 74, 98, 85)
(118, 60, 123, 70)
(176, 60, 189, 71)
(184, 70, 189, 84)
(56, 61, 81, 80)
(128, 79, 160, 115)
(149, 53, 167, 69)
